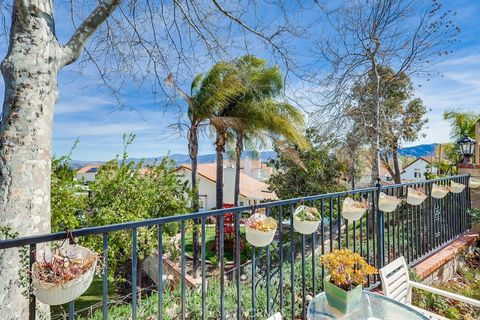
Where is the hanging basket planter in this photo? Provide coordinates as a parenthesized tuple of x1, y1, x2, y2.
(245, 213, 277, 247)
(406, 187, 427, 206)
(341, 197, 369, 221)
(431, 183, 450, 199)
(378, 192, 402, 213)
(33, 245, 99, 306)
(293, 205, 321, 235)
(470, 178, 480, 189)
(450, 181, 466, 194)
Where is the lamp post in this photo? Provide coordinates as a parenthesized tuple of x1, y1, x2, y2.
(457, 135, 476, 164)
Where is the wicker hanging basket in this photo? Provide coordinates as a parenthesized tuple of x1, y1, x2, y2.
(431, 183, 449, 199)
(33, 245, 98, 306)
(450, 181, 466, 194)
(341, 197, 369, 221)
(245, 213, 277, 247)
(470, 178, 480, 189)
(406, 188, 427, 206)
(378, 192, 402, 212)
(293, 205, 321, 235)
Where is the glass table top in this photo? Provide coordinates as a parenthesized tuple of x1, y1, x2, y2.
(307, 291, 428, 319)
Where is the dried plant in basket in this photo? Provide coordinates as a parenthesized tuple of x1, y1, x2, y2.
(406, 187, 427, 206)
(342, 197, 370, 221)
(32, 245, 99, 305)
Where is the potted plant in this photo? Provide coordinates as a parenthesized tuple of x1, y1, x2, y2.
(378, 192, 402, 212)
(32, 245, 98, 305)
(321, 249, 377, 314)
(450, 181, 466, 194)
(470, 177, 480, 189)
(293, 205, 321, 234)
(342, 197, 369, 221)
(431, 183, 450, 199)
(245, 213, 277, 247)
(406, 187, 427, 206)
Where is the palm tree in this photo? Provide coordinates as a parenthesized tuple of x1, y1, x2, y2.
(165, 63, 243, 276)
(443, 109, 479, 140)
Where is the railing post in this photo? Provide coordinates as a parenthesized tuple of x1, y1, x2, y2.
(376, 179, 385, 269)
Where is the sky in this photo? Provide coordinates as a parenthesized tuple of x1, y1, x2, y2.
(0, 1, 479, 161)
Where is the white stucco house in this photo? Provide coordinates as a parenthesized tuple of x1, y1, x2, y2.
(401, 157, 437, 181)
(175, 163, 277, 210)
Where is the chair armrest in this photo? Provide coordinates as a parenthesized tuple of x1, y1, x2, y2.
(410, 281, 480, 307)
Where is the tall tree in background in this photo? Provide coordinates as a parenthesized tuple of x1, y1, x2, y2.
(269, 128, 346, 198)
(0, 1, 119, 316)
(227, 56, 308, 207)
(165, 64, 244, 276)
(349, 66, 428, 183)
(318, 0, 459, 185)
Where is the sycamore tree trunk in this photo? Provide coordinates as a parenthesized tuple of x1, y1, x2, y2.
(188, 125, 200, 277)
(0, 1, 118, 318)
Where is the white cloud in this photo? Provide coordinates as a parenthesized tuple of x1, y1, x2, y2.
(406, 52, 480, 146)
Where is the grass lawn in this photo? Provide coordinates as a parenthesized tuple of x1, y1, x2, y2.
(184, 224, 250, 264)
(51, 277, 117, 319)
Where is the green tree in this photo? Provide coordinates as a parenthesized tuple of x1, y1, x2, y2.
(350, 66, 428, 183)
(166, 63, 244, 276)
(443, 109, 479, 140)
(269, 128, 346, 199)
(51, 140, 88, 232)
(227, 56, 308, 207)
(85, 134, 190, 288)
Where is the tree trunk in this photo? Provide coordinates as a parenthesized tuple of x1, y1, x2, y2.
(188, 125, 200, 278)
(0, 2, 118, 318)
(370, 59, 381, 186)
(233, 131, 243, 269)
(234, 132, 243, 207)
(214, 129, 226, 263)
(392, 144, 401, 184)
(0, 3, 61, 317)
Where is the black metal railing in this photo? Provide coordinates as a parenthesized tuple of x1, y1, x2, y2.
(0, 175, 472, 320)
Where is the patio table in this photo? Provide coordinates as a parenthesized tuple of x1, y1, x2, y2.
(307, 290, 428, 319)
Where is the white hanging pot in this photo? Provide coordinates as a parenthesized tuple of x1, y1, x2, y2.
(245, 213, 277, 247)
(293, 205, 321, 235)
(406, 188, 427, 206)
(450, 181, 466, 194)
(341, 197, 369, 221)
(378, 192, 402, 212)
(470, 178, 480, 189)
(431, 183, 450, 199)
(33, 245, 98, 305)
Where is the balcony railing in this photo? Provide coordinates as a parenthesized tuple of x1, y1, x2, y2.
(0, 174, 472, 319)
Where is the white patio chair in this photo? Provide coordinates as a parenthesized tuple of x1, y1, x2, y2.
(379, 256, 480, 320)
(266, 312, 282, 320)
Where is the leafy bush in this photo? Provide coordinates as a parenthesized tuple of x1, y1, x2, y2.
(412, 250, 480, 320)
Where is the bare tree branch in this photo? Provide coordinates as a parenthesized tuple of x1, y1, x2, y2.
(62, 0, 120, 66)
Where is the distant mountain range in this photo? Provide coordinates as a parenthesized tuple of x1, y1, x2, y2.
(69, 144, 438, 169)
(397, 143, 437, 158)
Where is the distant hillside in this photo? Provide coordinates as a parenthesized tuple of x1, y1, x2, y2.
(397, 143, 438, 158)
(70, 144, 437, 169)
(70, 151, 277, 169)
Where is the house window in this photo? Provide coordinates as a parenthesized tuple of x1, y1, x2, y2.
(198, 196, 207, 211)
(414, 170, 421, 179)
(240, 201, 245, 206)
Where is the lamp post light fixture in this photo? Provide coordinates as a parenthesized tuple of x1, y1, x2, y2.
(457, 135, 476, 164)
